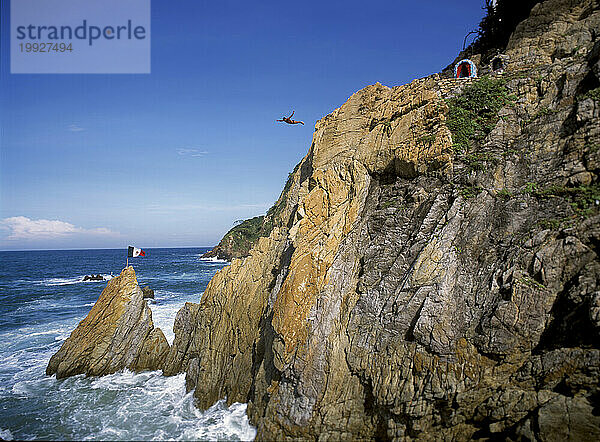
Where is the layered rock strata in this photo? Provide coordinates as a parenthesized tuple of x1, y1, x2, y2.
(166, 0, 600, 439)
(47, 267, 169, 379)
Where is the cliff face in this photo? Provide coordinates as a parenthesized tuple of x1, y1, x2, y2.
(167, 0, 600, 439)
(47, 267, 170, 379)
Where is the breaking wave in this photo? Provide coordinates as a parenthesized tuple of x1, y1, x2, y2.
(0, 247, 250, 440)
(198, 256, 230, 264)
(37, 274, 115, 286)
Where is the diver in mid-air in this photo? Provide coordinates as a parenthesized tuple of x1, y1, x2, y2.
(277, 111, 304, 125)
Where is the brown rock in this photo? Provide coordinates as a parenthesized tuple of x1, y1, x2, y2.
(141, 286, 154, 299)
(46, 267, 169, 379)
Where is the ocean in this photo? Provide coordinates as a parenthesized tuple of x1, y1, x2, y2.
(0, 248, 256, 441)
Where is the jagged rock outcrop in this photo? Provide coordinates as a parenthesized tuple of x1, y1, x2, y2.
(167, 0, 600, 439)
(142, 285, 154, 299)
(47, 267, 169, 379)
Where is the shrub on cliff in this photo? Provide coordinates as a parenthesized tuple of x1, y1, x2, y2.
(470, 0, 540, 61)
(446, 76, 513, 153)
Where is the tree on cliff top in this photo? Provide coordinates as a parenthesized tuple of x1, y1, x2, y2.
(470, 0, 540, 61)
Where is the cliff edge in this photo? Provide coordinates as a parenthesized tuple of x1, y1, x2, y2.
(47, 267, 170, 379)
(166, 0, 600, 439)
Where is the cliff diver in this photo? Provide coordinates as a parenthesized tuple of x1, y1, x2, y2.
(276, 111, 304, 125)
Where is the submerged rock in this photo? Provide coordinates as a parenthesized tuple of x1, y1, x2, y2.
(46, 266, 169, 379)
(82, 274, 104, 281)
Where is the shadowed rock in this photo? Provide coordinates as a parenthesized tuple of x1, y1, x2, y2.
(83, 274, 104, 281)
(142, 286, 154, 299)
(46, 266, 169, 379)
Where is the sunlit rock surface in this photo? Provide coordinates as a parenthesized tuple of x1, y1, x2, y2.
(47, 267, 170, 379)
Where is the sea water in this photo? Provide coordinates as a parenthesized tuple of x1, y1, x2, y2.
(0, 248, 256, 441)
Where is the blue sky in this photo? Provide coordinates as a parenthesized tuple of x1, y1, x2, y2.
(0, 0, 486, 250)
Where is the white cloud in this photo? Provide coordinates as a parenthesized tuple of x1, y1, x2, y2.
(0, 216, 119, 240)
(176, 148, 208, 157)
(67, 124, 85, 132)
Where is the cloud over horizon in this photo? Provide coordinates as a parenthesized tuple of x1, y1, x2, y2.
(0, 216, 119, 240)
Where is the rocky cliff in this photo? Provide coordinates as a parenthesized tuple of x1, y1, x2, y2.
(166, 0, 600, 439)
(47, 267, 170, 379)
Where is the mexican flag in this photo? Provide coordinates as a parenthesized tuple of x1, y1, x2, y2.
(128, 246, 146, 257)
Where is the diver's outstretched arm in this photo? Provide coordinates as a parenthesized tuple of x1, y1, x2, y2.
(288, 111, 295, 118)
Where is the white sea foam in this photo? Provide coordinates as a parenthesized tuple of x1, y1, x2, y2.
(1, 252, 255, 440)
(11, 381, 29, 397)
(149, 291, 203, 344)
(28, 330, 63, 337)
(198, 255, 230, 263)
(65, 371, 256, 441)
(38, 274, 114, 286)
(3, 339, 257, 440)
(0, 428, 14, 441)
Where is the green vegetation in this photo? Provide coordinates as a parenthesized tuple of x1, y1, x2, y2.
(537, 216, 577, 231)
(380, 199, 397, 209)
(522, 182, 539, 195)
(532, 106, 559, 119)
(537, 218, 562, 230)
(212, 215, 266, 259)
(462, 152, 500, 171)
(497, 188, 513, 200)
(228, 216, 265, 242)
(518, 275, 546, 290)
(417, 134, 436, 147)
(376, 120, 393, 137)
(580, 87, 600, 102)
(534, 74, 544, 87)
(542, 184, 600, 217)
(507, 70, 531, 80)
(502, 148, 520, 157)
(369, 118, 394, 137)
(522, 183, 600, 217)
(446, 76, 513, 154)
(460, 185, 483, 199)
(468, 0, 539, 63)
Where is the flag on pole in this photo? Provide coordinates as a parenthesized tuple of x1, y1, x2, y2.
(128, 246, 146, 257)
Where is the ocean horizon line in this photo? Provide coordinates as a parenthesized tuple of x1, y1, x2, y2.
(0, 246, 215, 253)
